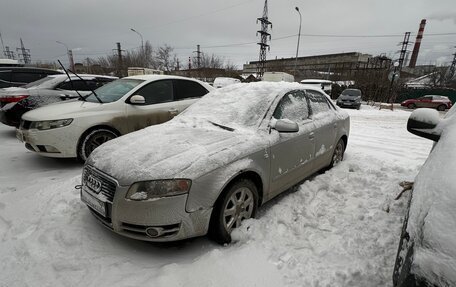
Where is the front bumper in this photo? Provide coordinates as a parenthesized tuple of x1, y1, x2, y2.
(337, 101, 360, 108)
(16, 122, 82, 158)
(81, 166, 212, 242)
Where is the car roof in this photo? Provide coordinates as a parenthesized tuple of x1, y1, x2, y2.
(49, 73, 118, 80)
(125, 74, 203, 82)
(0, 66, 62, 73)
(300, 79, 332, 84)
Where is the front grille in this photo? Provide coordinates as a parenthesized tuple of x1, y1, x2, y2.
(82, 166, 117, 202)
(21, 120, 32, 130)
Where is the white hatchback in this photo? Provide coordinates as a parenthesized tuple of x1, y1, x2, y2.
(16, 75, 213, 161)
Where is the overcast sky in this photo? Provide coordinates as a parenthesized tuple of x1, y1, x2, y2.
(1, 0, 455, 69)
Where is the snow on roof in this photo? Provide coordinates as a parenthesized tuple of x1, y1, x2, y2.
(300, 79, 333, 84)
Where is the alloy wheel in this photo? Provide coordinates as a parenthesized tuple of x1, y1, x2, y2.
(222, 187, 255, 233)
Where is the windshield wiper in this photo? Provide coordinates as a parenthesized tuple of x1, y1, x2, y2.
(57, 60, 87, 102)
(67, 69, 103, 104)
(208, 120, 235, 132)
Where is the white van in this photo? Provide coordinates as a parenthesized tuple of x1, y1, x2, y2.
(300, 79, 332, 95)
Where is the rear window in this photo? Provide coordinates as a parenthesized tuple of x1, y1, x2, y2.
(11, 72, 43, 84)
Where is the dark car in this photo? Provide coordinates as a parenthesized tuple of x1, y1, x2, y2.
(336, 88, 362, 109)
(0, 74, 117, 127)
(0, 67, 62, 89)
(401, 95, 452, 111)
(393, 107, 456, 286)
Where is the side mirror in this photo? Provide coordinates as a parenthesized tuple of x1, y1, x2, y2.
(271, 118, 299, 133)
(407, 108, 441, 141)
(130, 95, 145, 105)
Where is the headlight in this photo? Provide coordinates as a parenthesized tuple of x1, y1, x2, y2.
(126, 179, 191, 201)
(31, 119, 73, 130)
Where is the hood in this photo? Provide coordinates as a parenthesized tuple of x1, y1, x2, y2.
(88, 121, 265, 185)
(21, 100, 102, 121)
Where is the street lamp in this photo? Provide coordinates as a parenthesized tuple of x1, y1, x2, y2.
(294, 7, 302, 78)
(130, 28, 145, 66)
(56, 40, 75, 71)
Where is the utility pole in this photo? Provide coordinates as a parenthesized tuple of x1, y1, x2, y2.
(256, 0, 272, 80)
(387, 32, 411, 108)
(114, 42, 125, 77)
(176, 58, 180, 71)
(16, 38, 31, 64)
(188, 57, 192, 70)
(193, 45, 202, 69)
(445, 47, 456, 84)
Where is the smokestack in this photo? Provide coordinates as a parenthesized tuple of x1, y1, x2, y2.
(409, 19, 426, 68)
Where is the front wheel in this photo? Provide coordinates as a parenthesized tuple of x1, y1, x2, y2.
(209, 179, 258, 244)
(77, 128, 118, 162)
(407, 103, 416, 109)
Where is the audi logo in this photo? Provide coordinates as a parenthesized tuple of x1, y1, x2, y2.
(85, 174, 102, 193)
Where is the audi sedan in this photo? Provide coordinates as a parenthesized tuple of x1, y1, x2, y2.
(80, 82, 350, 244)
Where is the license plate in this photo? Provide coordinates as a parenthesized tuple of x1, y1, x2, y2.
(16, 129, 24, 142)
(81, 189, 106, 217)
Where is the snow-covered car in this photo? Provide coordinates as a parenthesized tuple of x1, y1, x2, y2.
(400, 95, 452, 111)
(80, 82, 350, 244)
(16, 75, 213, 161)
(0, 74, 117, 127)
(393, 107, 456, 286)
(336, 88, 362, 110)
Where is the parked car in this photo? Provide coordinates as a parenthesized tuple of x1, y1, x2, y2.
(393, 107, 456, 286)
(16, 75, 213, 161)
(336, 88, 362, 109)
(0, 66, 62, 89)
(401, 95, 452, 111)
(0, 74, 117, 127)
(80, 82, 350, 244)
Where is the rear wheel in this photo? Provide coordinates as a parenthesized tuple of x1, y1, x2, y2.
(77, 128, 118, 162)
(209, 179, 258, 244)
(437, 104, 446, 111)
(407, 103, 416, 109)
(329, 138, 345, 168)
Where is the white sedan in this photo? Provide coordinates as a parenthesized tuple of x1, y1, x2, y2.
(16, 75, 213, 161)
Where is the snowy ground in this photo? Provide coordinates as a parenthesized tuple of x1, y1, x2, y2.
(0, 106, 434, 287)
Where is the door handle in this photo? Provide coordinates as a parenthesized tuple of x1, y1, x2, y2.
(309, 132, 315, 140)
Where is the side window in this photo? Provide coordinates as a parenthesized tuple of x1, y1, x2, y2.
(273, 91, 310, 122)
(11, 72, 42, 84)
(174, 79, 208, 100)
(134, 80, 173, 105)
(57, 80, 92, 91)
(0, 70, 12, 86)
(306, 90, 332, 116)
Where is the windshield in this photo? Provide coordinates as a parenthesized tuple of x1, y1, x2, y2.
(179, 82, 299, 129)
(85, 79, 144, 103)
(341, 89, 361, 97)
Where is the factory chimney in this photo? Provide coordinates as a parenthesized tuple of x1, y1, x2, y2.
(409, 19, 426, 68)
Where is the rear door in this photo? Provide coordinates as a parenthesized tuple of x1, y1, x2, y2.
(306, 89, 338, 170)
(124, 79, 175, 132)
(269, 90, 315, 198)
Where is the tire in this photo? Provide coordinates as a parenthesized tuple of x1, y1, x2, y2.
(209, 179, 259, 244)
(437, 105, 446, 111)
(407, 103, 416, 109)
(77, 128, 118, 162)
(329, 138, 345, 168)
(393, 196, 414, 286)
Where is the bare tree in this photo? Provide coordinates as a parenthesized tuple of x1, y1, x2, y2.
(155, 44, 176, 72)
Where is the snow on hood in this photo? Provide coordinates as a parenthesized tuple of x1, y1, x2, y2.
(408, 106, 456, 285)
(21, 100, 100, 121)
(88, 121, 266, 185)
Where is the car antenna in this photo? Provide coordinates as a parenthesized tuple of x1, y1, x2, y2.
(57, 60, 103, 104)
